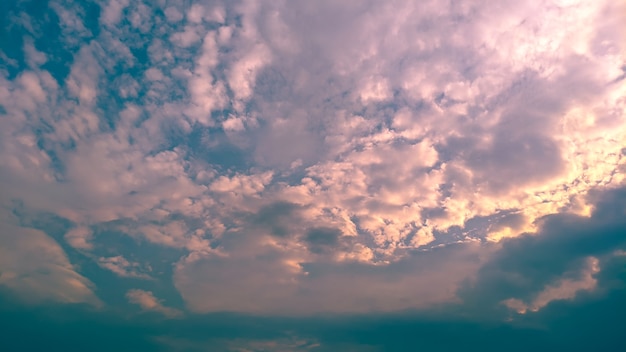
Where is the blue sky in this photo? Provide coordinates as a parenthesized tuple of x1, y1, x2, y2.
(0, 0, 625, 350)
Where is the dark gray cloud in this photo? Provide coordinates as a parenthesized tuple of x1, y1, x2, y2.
(2, 272, 625, 352)
(304, 227, 343, 254)
(459, 186, 626, 316)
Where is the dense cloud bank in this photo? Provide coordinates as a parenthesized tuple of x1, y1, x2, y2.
(0, 0, 625, 350)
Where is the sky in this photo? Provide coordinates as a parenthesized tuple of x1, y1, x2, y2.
(0, 0, 625, 351)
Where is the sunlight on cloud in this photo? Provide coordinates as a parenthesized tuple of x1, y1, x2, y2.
(502, 257, 600, 314)
(0, 0, 624, 317)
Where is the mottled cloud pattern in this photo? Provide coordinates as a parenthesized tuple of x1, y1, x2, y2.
(0, 0, 625, 350)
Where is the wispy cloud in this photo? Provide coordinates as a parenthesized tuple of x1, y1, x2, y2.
(126, 289, 182, 318)
(98, 256, 152, 280)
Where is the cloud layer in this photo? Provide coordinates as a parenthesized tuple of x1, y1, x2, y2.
(0, 0, 624, 339)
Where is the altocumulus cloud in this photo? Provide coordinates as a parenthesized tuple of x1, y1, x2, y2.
(0, 0, 625, 350)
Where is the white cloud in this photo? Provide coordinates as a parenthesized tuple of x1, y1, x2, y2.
(127, 2, 152, 33)
(50, 0, 93, 45)
(164, 6, 183, 23)
(186, 4, 205, 24)
(64, 226, 94, 250)
(126, 289, 182, 317)
(0, 0, 623, 315)
(170, 25, 202, 48)
(174, 241, 488, 314)
(101, 0, 129, 27)
(0, 210, 100, 306)
(23, 38, 47, 68)
(98, 256, 152, 279)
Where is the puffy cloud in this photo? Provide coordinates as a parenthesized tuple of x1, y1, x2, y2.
(101, 0, 129, 27)
(64, 226, 94, 250)
(0, 0, 624, 318)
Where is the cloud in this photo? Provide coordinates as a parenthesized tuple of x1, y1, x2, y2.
(64, 226, 94, 250)
(100, 0, 129, 27)
(98, 256, 152, 279)
(174, 238, 488, 314)
(502, 256, 600, 314)
(460, 186, 626, 317)
(0, 0, 624, 324)
(0, 209, 99, 306)
(126, 289, 182, 318)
